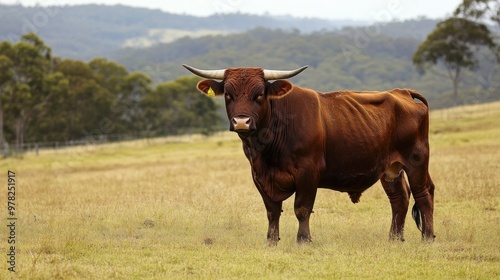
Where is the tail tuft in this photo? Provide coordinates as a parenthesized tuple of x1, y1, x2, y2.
(412, 203, 422, 232)
(348, 192, 362, 203)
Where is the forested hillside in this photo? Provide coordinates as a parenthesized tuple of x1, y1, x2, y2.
(114, 27, 499, 109)
(0, 4, 365, 60)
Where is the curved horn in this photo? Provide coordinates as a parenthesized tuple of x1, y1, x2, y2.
(182, 64, 226, 80)
(263, 65, 308, 80)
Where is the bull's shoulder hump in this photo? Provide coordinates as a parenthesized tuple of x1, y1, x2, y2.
(290, 85, 322, 95)
(286, 85, 323, 103)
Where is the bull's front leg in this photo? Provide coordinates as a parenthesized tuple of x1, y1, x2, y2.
(251, 172, 283, 245)
(264, 200, 282, 246)
(294, 204, 314, 243)
(294, 169, 319, 244)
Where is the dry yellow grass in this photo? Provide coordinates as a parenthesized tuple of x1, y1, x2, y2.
(0, 102, 499, 279)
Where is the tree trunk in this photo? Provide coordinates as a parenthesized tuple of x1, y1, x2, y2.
(16, 118, 21, 152)
(15, 115, 25, 153)
(452, 67, 461, 105)
(0, 97, 3, 156)
(20, 120, 24, 151)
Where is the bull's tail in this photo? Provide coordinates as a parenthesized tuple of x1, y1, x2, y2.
(408, 89, 429, 108)
(412, 203, 422, 232)
(406, 89, 427, 233)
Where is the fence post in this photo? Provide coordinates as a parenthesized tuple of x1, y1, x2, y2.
(3, 142, 9, 158)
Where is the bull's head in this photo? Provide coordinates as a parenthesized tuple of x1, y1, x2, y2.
(182, 64, 308, 135)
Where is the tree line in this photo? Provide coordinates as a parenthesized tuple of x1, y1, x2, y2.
(0, 33, 220, 153)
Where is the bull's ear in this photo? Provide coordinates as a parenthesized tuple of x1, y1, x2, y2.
(197, 80, 224, 96)
(266, 80, 293, 98)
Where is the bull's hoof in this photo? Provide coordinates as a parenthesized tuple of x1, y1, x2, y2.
(422, 234, 436, 243)
(389, 236, 406, 242)
(297, 235, 312, 244)
(267, 239, 279, 246)
(267, 236, 280, 246)
(389, 232, 406, 242)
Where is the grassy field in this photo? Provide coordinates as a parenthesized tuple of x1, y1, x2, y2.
(1, 102, 499, 279)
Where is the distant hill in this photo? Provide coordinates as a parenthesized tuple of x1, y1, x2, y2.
(338, 17, 441, 39)
(0, 4, 367, 60)
(2, 4, 496, 109)
(112, 17, 441, 73)
(111, 27, 498, 109)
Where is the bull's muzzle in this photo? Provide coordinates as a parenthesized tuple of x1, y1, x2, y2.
(231, 115, 253, 133)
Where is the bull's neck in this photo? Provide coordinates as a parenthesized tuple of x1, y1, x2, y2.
(240, 99, 291, 158)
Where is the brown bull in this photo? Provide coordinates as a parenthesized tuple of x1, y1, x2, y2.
(183, 64, 435, 244)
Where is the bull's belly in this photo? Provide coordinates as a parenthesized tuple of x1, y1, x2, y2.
(319, 172, 381, 193)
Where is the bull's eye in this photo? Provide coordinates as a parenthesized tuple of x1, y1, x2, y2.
(256, 93, 264, 102)
(225, 92, 232, 101)
(252, 86, 265, 102)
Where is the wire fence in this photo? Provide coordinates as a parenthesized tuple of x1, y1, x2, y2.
(3, 134, 123, 157)
(1, 131, 227, 158)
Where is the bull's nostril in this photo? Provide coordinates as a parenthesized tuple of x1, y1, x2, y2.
(232, 116, 251, 131)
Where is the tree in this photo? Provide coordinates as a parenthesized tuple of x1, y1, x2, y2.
(26, 72, 70, 142)
(87, 59, 153, 139)
(89, 57, 128, 95)
(143, 76, 220, 136)
(54, 59, 115, 141)
(455, 0, 500, 97)
(412, 17, 496, 104)
(455, 0, 500, 26)
(0, 42, 14, 154)
(3, 33, 52, 150)
(117, 72, 152, 136)
(88, 58, 130, 137)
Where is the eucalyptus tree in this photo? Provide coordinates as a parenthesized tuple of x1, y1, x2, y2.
(413, 18, 496, 104)
(0, 33, 52, 150)
(0, 42, 14, 153)
(455, 0, 500, 27)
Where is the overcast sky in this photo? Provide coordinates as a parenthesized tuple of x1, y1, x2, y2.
(2, 0, 462, 21)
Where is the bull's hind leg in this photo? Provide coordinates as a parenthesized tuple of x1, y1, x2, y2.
(380, 173, 410, 241)
(406, 166, 435, 241)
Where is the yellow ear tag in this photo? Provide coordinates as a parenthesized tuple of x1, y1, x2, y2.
(207, 87, 215, 97)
